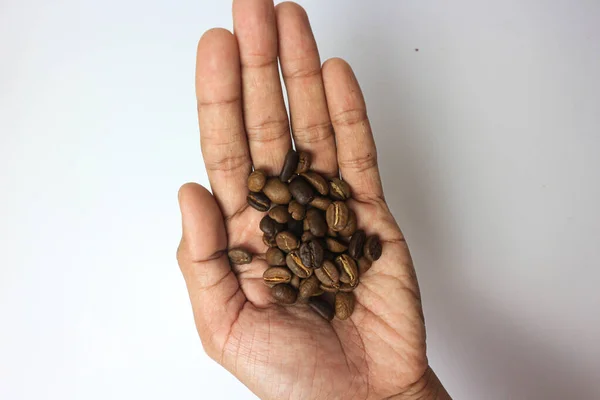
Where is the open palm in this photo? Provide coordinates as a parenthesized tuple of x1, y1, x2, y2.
(177, 2, 444, 399)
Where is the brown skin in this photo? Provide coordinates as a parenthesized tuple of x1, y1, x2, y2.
(176, 1, 451, 399)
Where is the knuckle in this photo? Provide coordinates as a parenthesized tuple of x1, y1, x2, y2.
(339, 152, 378, 174)
(293, 121, 334, 144)
(204, 152, 249, 173)
(331, 107, 368, 127)
(246, 117, 290, 144)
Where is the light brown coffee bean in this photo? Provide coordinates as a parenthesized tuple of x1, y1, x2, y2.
(320, 283, 339, 293)
(263, 178, 292, 204)
(303, 217, 310, 231)
(330, 178, 351, 200)
(265, 247, 287, 266)
(299, 275, 321, 298)
(247, 170, 267, 192)
(276, 231, 299, 252)
(309, 196, 332, 211)
(290, 274, 301, 289)
(314, 260, 340, 287)
(295, 151, 311, 173)
(338, 209, 357, 237)
(358, 256, 373, 275)
(272, 284, 297, 304)
(263, 267, 292, 286)
(288, 200, 306, 220)
(306, 208, 328, 237)
(335, 254, 358, 286)
(335, 292, 355, 319)
(301, 171, 329, 195)
(227, 248, 252, 264)
(326, 201, 349, 232)
(268, 205, 290, 224)
(286, 251, 312, 278)
(325, 237, 348, 253)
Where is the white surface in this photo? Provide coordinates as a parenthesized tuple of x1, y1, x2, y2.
(1, 0, 599, 399)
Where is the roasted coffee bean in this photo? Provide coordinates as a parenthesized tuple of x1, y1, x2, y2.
(306, 208, 328, 237)
(314, 260, 340, 287)
(299, 275, 321, 298)
(327, 226, 338, 237)
(299, 240, 324, 269)
(309, 196, 332, 211)
(290, 274, 301, 289)
(358, 256, 373, 275)
(268, 205, 290, 224)
(247, 192, 270, 212)
(260, 215, 285, 236)
(308, 296, 334, 321)
(286, 251, 312, 278)
(348, 230, 366, 258)
(335, 254, 358, 286)
(276, 231, 299, 252)
(248, 170, 267, 192)
(303, 217, 310, 231)
(227, 248, 252, 264)
(266, 247, 287, 266)
(301, 231, 315, 242)
(288, 200, 306, 220)
(320, 283, 339, 293)
(272, 284, 297, 304)
(263, 267, 292, 286)
(338, 209, 357, 237)
(364, 235, 382, 261)
(280, 149, 299, 182)
(288, 177, 315, 205)
(263, 234, 277, 248)
(287, 218, 304, 238)
(295, 151, 311, 174)
(263, 178, 292, 204)
(330, 178, 351, 200)
(339, 282, 358, 292)
(335, 292, 355, 319)
(323, 250, 336, 261)
(326, 201, 349, 232)
(325, 237, 348, 253)
(301, 171, 329, 195)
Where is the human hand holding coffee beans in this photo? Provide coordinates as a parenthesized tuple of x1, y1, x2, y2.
(176, 1, 450, 399)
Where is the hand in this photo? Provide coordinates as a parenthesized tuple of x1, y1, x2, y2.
(177, 1, 449, 399)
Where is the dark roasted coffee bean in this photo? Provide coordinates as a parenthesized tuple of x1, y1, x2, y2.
(248, 170, 267, 192)
(299, 275, 321, 298)
(320, 283, 339, 293)
(288, 200, 306, 220)
(290, 274, 301, 289)
(364, 235, 382, 261)
(276, 231, 299, 252)
(325, 237, 348, 253)
(323, 250, 335, 261)
(338, 209, 357, 237)
(335, 292, 355, 319)
(263, 234, 277, 248)
(247, 192, 270, 212)
(330, 178, 351, 200)
(326, 201, 349, 232)
(301, 231, 315, 242)
(265, 247, 287, 266)
(268, 205, 290, 224)
(227, 248, 252, 264)
(286, 251, 312, 278)
(308, 296, 334, 321)
(288, 177, 315, 205)
(306, 208, 328, 237)
(280, 149, 299, 182)
(272, 284, 297, 304)
(335, 254, 358, 286)
(299, 240, 324, 269)
(295, 151, 311, 174)
(260, 215, 285, 236)
(263, 267, 293, 286)
(287, 218, 304, 238)
(348, 230, 366, 258)
(309, 196, 332, 211)
(301, 171, 329, 196)
(327, 226, 338, 237)
(263, 178, 292, 204)
(358, 256, 373, 275)
(339, 282, 358, 292)
(314, 260, 340, 287)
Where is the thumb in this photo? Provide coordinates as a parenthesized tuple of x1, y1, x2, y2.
(176, 182, 245, 360)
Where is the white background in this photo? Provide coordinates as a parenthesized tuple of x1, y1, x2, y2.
(1, 0, 599, 399)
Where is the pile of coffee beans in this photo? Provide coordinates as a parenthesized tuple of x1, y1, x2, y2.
(227, 149, 382, 321)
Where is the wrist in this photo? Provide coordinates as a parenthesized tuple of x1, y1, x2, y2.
(389, 367, 451, 400)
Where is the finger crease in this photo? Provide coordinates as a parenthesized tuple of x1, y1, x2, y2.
(283, 67, 321, 80)
(205, 153, 250, 173)
(246, 119, 290, 144)
(292, 121, 334, 144)
(331, 107, 369, 127)
(339, 153, 378, 174)
(197, 96, 241, 108)
(241, 56, 278, 70)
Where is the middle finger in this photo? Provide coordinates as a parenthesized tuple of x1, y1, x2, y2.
(233, 0, 291, 175)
